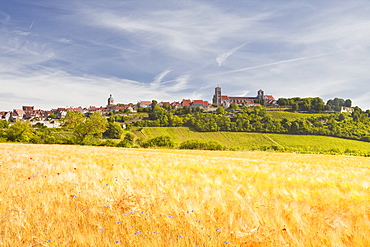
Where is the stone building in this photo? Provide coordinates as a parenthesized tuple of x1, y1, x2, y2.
(212, 87, 276, 107)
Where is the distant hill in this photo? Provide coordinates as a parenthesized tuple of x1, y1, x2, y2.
(131, 127, 370, 156)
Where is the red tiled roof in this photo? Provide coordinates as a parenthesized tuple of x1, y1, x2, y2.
(228, 97, 251, 100)
(181, 99, 191, 106)
(13, 109, 25, 116)
(66, 108, 81, 112)
(22, 106, 34, 112)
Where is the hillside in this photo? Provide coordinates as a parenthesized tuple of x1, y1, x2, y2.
(1, 143, 370, 246)
(266, 110, 328, 121)
(132, 127, 370, 155)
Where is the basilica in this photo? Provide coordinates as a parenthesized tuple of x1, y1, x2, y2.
(212, 87, 276, 107)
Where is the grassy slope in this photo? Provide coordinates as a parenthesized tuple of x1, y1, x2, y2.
(266, 110, 327, 120)
(132, 127, 370, 154)
(1, 143, 370, 246)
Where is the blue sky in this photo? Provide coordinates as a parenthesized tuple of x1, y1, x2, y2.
(1, 0, 370, 110)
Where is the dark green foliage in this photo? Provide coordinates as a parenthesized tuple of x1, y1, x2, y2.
(326, 98, 352, 111)
(360, 136, 370, 142)
(6, 121, 36, 142)
(0, 120, 9, 129)
(277, 97, 325, 112)
(33, 122, 47, 129)
(132, 101, 370, 143)
(179, 139, 225, 150)
(141, 135, 174, 148)
(99, 139, 117, 147)
(47, 113, 57, 119)
(62, 111, 108, 144)
(117, 133, 135, 147)
(103, 122, 123, 139)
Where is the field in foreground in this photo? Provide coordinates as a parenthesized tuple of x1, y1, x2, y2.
(1, 144, 370, 246)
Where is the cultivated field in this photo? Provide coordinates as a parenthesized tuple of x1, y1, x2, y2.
(266, 111, 327, 121)
(1, 143, 370, 246)
(135, 127, 370, 155)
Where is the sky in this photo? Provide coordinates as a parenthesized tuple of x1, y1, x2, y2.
(1, 0, 370, 111)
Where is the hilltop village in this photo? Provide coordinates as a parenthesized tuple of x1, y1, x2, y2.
(0, 87, 277, 127)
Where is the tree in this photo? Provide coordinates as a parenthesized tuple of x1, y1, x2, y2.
(117, 132, 135, 147)
(291, 103, 299, 112)
(6, 121, 36, 142)
(0, 120, 9, 129)
(149, 104, 165, 120)
(48, 113, 57, 119)
(311, 97, 324, 112)
(62, 111, 108, 144)
(277, 98, 289, 106)
(150, 100, 158, 111)
(229, 103, 239, 111)
(216, 106, 225, 115)
(344, 99, 352, 107)
(103, 122, 123, 139)
(141, 136, 174, 148)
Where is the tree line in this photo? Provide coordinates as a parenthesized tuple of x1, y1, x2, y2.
(1, 96, 368, 148)
(277, 97, 352, 112)
(133, 99, 370, 142)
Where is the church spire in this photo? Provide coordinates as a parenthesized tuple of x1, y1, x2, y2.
(107, 94, 114, 106)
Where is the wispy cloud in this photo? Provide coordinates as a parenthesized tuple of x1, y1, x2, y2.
(29, 18, 35, 29)
(216, 43, 247, 67)
(210, 53, 332, 76)
(2, 0, 370, 110)
(151, 69, 172, 87)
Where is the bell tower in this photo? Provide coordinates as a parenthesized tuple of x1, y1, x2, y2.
(257, 89, 264, 100)
(213, 87, 222, 105)
(107, 94, 114, 106)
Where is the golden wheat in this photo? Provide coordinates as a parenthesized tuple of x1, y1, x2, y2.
(0, 143, 369, 246)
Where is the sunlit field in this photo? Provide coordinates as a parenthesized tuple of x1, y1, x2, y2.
(1, 144, 370, 246)
(135, 127, 370, 155)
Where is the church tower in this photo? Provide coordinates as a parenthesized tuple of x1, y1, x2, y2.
(107, 94, 114, 106)
(213, 87, 222, 105)
(257, 89, 264, 100)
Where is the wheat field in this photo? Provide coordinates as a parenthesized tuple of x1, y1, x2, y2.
(1, 143, 370, 246)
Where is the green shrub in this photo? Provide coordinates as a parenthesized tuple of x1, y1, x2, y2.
(141, 136, 174, 148)
(117, 133, 135, 148)
(179, 139, 225, 151)
(99, 139, 117, 147)
(117, 139, 131, 148)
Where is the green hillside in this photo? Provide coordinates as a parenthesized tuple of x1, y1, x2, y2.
(132, 127, 370, 155)
(266, 110, 327, 121)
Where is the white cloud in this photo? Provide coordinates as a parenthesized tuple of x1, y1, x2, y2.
(151, 69, 172, 87)
(216, 43, 247, 67)
(2, 0, 370, 110)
